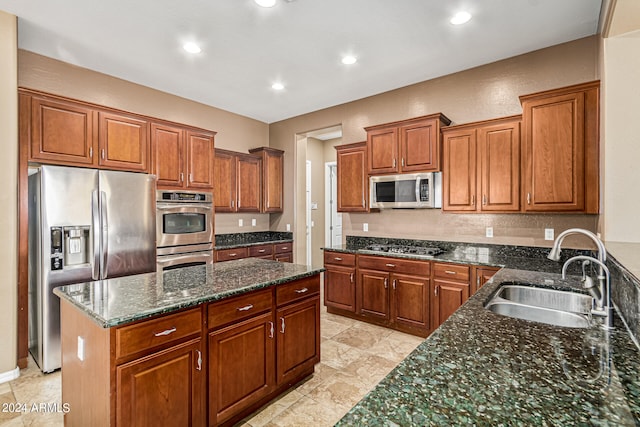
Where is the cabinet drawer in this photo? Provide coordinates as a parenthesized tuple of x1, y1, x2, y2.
(249, 244, 274, 257)
(208, 289, 273, 330)
(216, 247, 249, 262)
(324, 251, 356, 267)
(274, 242, 292, 254)
(276, 276, 320, 306)
(358, 255, 430, 276)
(433, 263, 470, 282)
(115, 308, 202, 361)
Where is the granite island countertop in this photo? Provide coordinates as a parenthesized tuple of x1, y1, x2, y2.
(53, 258, 323, 328)
(337, 268, 640, 425)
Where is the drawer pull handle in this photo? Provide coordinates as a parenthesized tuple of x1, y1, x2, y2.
(196, 350, 202, 371)
(230, 253, 237, 257)
(294, 288, 309, 294)
(386, 263, 396, 268)
(269, 321, 274, 338)
(154, 327, 177, 337)
(258, 249, 266, 253)
(280, 317, 285, 334)
(281, 247, 288, 250)
(237, 304, 254, 312)
(334, 257, 343, 261)
(350, 273, 354, 283)
(445, 270, 457, 275)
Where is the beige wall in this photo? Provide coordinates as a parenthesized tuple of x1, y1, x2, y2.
(18, 51, 272, 235)
(270, 36, 600, 256)
(307, 138, 325, 267)
(0, 11, 18, 377)
(602, 28, 640, 242)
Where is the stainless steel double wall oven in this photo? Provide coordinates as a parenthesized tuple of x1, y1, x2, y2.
(156, 190, 214, 271)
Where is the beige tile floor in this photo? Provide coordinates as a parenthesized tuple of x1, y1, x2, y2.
(0, 306, 424, 427)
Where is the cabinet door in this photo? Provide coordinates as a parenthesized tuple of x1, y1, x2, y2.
(399, 119, 439, 172)
(443, 128, 477, 211)
(116, 339, 205, 427)
(186, 131, 214, 189)
(209, 312, 275, 425)
(478, 121, 520, 212)
(432, 279, 470, 328)
(214, 150, 237, 212)
(367, 127, 399, 174)
(250, 148, 284, 213)
(473, 267, 499, 294)
(522, 91, 585, 211)
(30, 97, 96, 166)
(391, 273, 430, 331)
(98, 112, 149, 172)
(276, 297, 320, 385)
(237, 155, 261, 212)
(358, 269, 390, 321)
(336, 144, 368, 212)
(324, 265, 356, 312)
(152, 123, 184, 188)
(274, 252, 293, 263)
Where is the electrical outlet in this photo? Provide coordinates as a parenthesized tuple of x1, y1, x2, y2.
(251, 218, 256, 227)
(77, 336, 85, 361)
(286, 224, 291, 232)
(238, 219, 243, 227)
(486, 227, 493, 238)
(363, 223, 368, 232)
(545, 228, 554, 240)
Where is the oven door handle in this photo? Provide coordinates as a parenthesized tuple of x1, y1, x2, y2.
(157, 252, 213, 268)
(157, 204, 212, 210)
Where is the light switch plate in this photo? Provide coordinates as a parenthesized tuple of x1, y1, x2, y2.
(363, 223, 369, 232)
(545, 228, 554, 240)
(486, 227, 493, 238)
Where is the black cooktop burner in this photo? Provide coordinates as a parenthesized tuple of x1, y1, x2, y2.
(365, 244, 444, 257)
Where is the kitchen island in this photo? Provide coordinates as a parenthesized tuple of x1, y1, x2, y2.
(336, 267, 640, 425)
(53, 258, 324, 426)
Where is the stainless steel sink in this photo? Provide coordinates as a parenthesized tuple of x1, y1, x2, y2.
(485, 284, 593, 328)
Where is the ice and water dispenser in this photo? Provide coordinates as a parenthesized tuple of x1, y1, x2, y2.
(50, 226, 90, 271)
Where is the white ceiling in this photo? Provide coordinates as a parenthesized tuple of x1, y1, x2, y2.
(0, 0, 603, 123)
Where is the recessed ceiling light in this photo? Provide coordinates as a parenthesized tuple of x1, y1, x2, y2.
(450, 11, 472, 25)
(183, 42, 201, 54)
(255, 0, 276, 7)
(272, 82, 285, 90)
(341, 55, 357, 65)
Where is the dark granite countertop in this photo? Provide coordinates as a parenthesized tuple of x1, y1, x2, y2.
(215, 231, 293, 250)
(337, 268, 640, 425)
(53, 258, 323, 328)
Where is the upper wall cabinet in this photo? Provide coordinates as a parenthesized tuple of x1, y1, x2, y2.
(249, 147, 284, 213)
(365, 113, 451, 175)
(152, 123, 216, 190)
(214, 149, 262, 213)
(336, 142, 368, 212)
(520, 81, 599, 213)
(442, 116, 521, 212)
(99, 112, 149, 172)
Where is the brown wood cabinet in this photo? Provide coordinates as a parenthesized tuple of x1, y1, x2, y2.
(323, 251, 357, 312)
(249, 147, 284, 213)
(99, 111, 149, 172)
(472, 266, 500, 294)
(432, 263, 470, 328)
(520, 81, 599, 213)
(214, 149, 261, 213)
(336, 142, 368, 212)
(442, 116, 521, 212)
(356, 255, 431, 336)
(365, 113, 451, 175)
(215, 241, 294, 263)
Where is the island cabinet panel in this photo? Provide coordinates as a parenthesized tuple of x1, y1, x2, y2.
(29, 96, 96, 166)
(215, 247, 249, 262)
(520, 81, 599, 213)
(209, 312, 275, 425)
(249, 244, 274, 259)
(117, 339, 205, 427)
(336, 142, 369, 212)
(98, 111, 149, 172)
(208, 288, 272, 329)
(273, 242, 293, 263)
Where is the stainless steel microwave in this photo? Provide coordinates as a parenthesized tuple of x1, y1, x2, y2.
(370, 172, 442, 209)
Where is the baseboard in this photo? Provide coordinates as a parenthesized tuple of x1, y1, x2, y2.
(0, 366, 20, 384)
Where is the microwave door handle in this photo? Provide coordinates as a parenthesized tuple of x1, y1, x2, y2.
(91, 190, 100, 280)
(416, 177, 422, 203)
(100, 191, 108, 279)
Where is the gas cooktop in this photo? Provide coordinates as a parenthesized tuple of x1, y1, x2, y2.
(364, 244, 445, 257)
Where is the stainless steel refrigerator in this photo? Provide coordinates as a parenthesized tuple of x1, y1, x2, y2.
(28, 165, 156, 372)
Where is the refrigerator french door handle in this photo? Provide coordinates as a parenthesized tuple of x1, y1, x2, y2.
(91, 190, 100, 280)
(100, 191, 109, 279)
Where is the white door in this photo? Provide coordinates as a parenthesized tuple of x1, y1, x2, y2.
(325, 163, 342, 247)
(306, 161, 312, 266)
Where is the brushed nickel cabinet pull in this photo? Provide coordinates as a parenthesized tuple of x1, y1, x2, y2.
(527, 193, 531, 205)
(190, 173, 193, 183)
(230, 253, 237, 257)
(471, 195, 475, 206)
(280, 317, 285, 334)
(334, 257, 343, 261)
(435, 285, 439, 296)
(350, 273, 354, 283)
(258, 249, 266, 253)
(154, 327, 177, 337)
(231, 200, 235, 208)
(393, 158, 397, 168)
(237, 304, 254, 312)
(281, 247, 288, 250)
(101, 149, 105, 160)
(196, 350, 202, 371)
(89, 147, 93, 158)
(482, 195, 487, 205)
(385, 263, 396, 268)
(269, 321, 274, 338)
(294, 288, 309, 294)
(445, 270, 457, 275)
(180, 172, 184, 183)
(392, 279, 397, 290)
(401, 158, 405, 167)
(384, 278, 388, 289)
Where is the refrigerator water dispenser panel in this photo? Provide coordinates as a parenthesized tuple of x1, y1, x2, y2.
(64, 226, 90, 266)
(50, 227, 63, 271)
